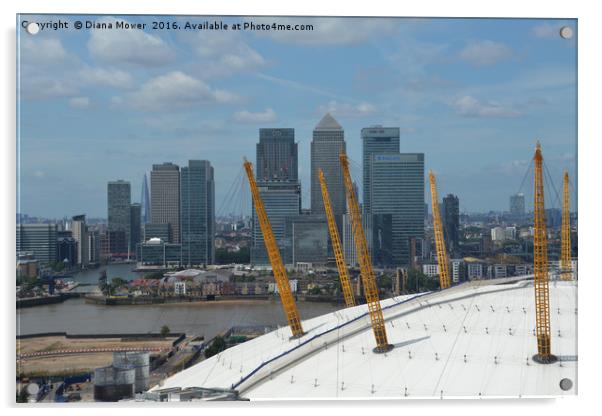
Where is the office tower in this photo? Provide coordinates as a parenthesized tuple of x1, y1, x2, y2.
(285, 215, 328, 266)
(362, 126, 400, 215)
(256, 128, 298, 182)
(311, 114, 346, 221)
(143, 223, 171, 242)
(107, 180, 131, 256)
(510, 193, 525, 217)
(140, 173, 151, 224)
(71, 214, 88, 267)
(442, 194, 460, 255)
(181, 160, 215, 266)
(57, 236, 77, 267)
(87, 229, 100, 264)
(369, 153, 425, 266)
(130, 203, 142, 257)
(16, 223, 57, 265)
(151, 163, 180, 243)
(342, 214, 357, 267)
(251, 181, 301, 265)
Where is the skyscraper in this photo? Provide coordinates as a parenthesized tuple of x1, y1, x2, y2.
(369, 153, 425, 266)
(151, 163, 180, 243)
(130, 203, 142, 257)
(140, 173, 151, 224)
(362, 127, 400, 215)
(107, 180, 131, 255)
(251, 181, 301, 265)
(442, 194, 460, 255)
(311, 113, 346, 222)
(256, 128, 298, 182)
(71, 214, 88, 267)
(510, 193, 526, 217)
(16, 223, 57, 265)
(181, 160, 215, 266)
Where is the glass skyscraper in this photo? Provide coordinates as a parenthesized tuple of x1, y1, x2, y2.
(150, 163, 180, 244)
(16, 223, 57, 265)
(251, 181, 301, 266)
(310, 113, 346, 222)
(180, 160, 215, 266)
(362, 127, 401, 214)
(256, 128, 298, 182)
(140, 173, 150, 225)
(442, 194, 460, 255)
(369, 153, 425, 267)
(107, 180, 131, 255)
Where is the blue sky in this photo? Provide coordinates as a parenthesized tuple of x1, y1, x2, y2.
(17, 15, 577, 218)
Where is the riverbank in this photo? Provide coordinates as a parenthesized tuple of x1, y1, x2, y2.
(17, 293, 83, 309)
(83, 294, 347, 306)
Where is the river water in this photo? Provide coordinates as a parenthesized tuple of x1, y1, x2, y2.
(17, 264, 339, 340)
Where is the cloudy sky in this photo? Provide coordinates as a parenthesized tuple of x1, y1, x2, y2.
(17, 15, 577, 218)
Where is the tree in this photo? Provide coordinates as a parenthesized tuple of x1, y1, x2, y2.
(204, 336, 226, 358)
(160, 325, 170, 337)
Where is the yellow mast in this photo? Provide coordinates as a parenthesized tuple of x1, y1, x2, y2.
(428, 171, 451, 289)
(339, 153, 391, 352)
(318, 169, 355, 308)
(561, 170, 572, 281)
(532, 142, 555, 363)
(243, 159, 303, 337)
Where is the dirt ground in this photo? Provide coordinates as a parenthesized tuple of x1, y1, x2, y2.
(17, 335, 176, 377)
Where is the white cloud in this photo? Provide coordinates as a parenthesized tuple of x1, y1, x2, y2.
(532, 23, 570, 39)
(246, 17, 399, 45)
(20, 77, 78, 100)
(189, 31, 266, 77)
(453, 96, 521, 118)
(87, 17, 173, 66)
(20, 37, 69, 64)
(69, 96, 91, 109)
(316, 100, 377, 118)
(79, 67, 134, 89)
(232, 108, 277, 123)
(113, 71, 239, 111)
(459, 40, 512, 66)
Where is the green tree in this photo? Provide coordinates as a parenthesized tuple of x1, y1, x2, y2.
(204, 336, 227, 358)
(160, 325, 170, 337)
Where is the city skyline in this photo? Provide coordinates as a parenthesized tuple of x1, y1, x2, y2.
(17, 16, 577, 218)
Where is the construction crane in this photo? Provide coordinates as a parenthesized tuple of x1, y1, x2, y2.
(428, 170, 451, 290)
(532, 142, 555, 363)
(339, 153, 391, 353)
(318, 169, 355, 308)
(561, 170, 572, 281)
(243, 158, 304, 338)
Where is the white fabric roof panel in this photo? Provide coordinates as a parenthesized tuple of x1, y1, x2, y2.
(153, 278, 577, 399)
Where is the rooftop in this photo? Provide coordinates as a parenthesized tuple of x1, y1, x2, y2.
(152, 277, 577, 399)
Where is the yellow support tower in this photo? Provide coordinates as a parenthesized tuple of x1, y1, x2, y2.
(532, 142, 555, 363)
(339, 153, 391, 353)
(561, 170, 572, 281)
(428, 171, 451, 290)
(318, 169, 355, 308)
(243, 159, 304, 338)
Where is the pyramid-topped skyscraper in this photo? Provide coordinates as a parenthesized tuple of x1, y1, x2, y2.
(311, 113, 346, 228)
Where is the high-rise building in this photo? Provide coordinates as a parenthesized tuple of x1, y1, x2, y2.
(362, 127, 400, 215)
(57, 236, 77, 267)
(71, 214, 88, 267)
(285, 215, 328, 266)
(151, 163, 180, 243)
(181, 160, 215, 266)
(140, 173, 151, 224)
(369, 153, 425, 266)
(442, 194, 460, 255)
(311, 114, 346, 222)
(509, 193, 525, 217)
(130, 203, 142, 256)
(251, 181, 301, 265)
(87, 229, 100, 264)
(143, 223, 171, 242)
(16, 224, 57, 265)
(342, 214, 357, 267)
(256, 128, 297, 182)
(107, 180, 131, 255)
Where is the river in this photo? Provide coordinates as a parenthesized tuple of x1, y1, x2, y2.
(17, 264, 340, 340)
